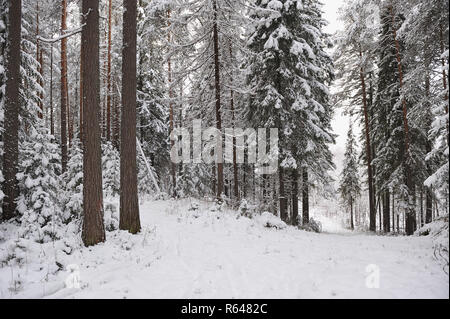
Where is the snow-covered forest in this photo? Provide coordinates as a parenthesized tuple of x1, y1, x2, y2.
(0, 0, 448, 299)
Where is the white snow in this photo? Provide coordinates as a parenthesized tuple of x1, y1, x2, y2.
(0, 199, 448, 299)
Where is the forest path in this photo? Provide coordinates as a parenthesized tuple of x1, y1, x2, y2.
(2, 199, 448, 299)
(56, 199, 448, 298)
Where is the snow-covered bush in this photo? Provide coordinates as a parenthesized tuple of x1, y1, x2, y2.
(258, 212, 287, 230)
(102, 142, 120, 198)
(0, 238, 29, 267)
(211, 196, 226, 212)
(300, 218, 323, 233)
(415, 215, 449, 274)
(104, 198, 119, 231)
(238, 199, 258, 218)
(137, 151, 158, 199)
(16, 127, 63, 242)
(176, 163, 213, 198)
(61, 140, 83, 224)
(188, 201, 199, 212)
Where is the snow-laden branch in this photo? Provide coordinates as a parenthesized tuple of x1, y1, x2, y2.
(37, 25, 85, 44)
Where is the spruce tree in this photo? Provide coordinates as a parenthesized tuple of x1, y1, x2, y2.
(339, 122, 360, 230)
(245, 0, 335, 222)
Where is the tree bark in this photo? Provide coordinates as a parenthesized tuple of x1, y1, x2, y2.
(229, 41, 239, 203)
(50, 44, 54, 135)
(350, 197, 354, 230)
(439, 23, 449, 146)
(2, 0, 22, 220)
(61, 0, 68, 172)
(106, 0, 112, 141)
(302, 168, 309, 225)
(120, 0, 141, 234)
(279, 166, 287, 222)
(36, 1, 44, 119)
(292, 168, 299, 226)
(79, 40, 83, 144)
(167, 9, 177, 197)
(212, 0, 223, 199)
(81, 0, 106, 246)
(383, 190, 390, 232)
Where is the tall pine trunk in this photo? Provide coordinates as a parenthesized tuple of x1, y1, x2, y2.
(167, 9, 177, 197)
(60, 0, 68, 172)
(350, 197, 354, 230)
(212, 0, 223, 199)
(106, 0, 112, 141)
(50, 44, 54, 135)
(439, 23, 449, 146)
(81, 0, 106, 246)
(302, 168, 309, 225)
(383, 190, 390, 232)
(120, 0, 141, 234)
(279, 166, 287, 221)
(229, 42, 239, 203)
(2, 0, 21, 220)
(79, 40, 83, 144)
(292, 168, 299, 225)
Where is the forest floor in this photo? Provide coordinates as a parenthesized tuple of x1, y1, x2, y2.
(0, 198, 448, 299)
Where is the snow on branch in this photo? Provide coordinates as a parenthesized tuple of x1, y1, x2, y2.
(37, 25, 85, 44)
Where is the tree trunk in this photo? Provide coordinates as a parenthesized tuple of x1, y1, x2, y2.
(439, 23, 449, 146)
(167, 9, 177, 197)
(50, 44, 54, 135)
(36, 1, 43, 119)
(228, 44, 239, 203)
(106, 0, 112, 141)
(2, 0, 22, 220)
(424, 68, 433, 224)
(292, 168, 299, 226)
(359, 48, 376, 232)
(389, 5, 415, 235)
(79, 41, 83, 144)
(279, 166, 287, 222)
(81, 0, 105, 246)
(119, 0, 141, 234)
(67, 85, 73, 148)
(350, 196, 354, 230)
(302, 168, 309, 225)
(212, 0, 223, 199)
(383, 190, 390, 233)
(61, 0, 68, 172)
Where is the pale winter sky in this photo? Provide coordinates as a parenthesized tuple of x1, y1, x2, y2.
(321, 0, 351, 177)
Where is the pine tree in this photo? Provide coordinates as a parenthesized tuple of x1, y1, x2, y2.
(2, 0, 21, 220)
(339, 122, 360, 230)
(81, 0, 105, 246)
(60, 0, 68, 172)
(120, 0, 141, 234)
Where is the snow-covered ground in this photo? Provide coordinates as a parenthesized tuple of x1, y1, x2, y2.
(0, 199, 448, 299)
